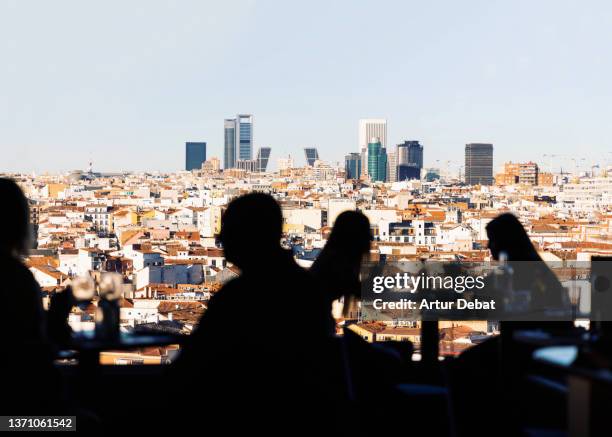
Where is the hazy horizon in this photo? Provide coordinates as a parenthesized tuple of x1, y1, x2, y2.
(2, 0, 612, 173)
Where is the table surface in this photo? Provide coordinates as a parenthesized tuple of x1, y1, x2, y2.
(534, 345, 612, 385)
(533, 345, 579, 367)
(514, 329, 589, 346)
(67, 331, 186, 352)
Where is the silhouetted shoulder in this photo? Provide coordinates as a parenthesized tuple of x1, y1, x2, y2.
(0, 255, 46, 345)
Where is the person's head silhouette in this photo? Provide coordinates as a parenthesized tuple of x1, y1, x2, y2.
(220, 193, 284, 271)
(486, 213, 540, 261)
(0, 178, 30, 258)
(327, 210, 371, 264)
(313, 210, 371, 301)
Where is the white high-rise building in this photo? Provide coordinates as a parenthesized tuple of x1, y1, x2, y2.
(359, 119, 387, 175)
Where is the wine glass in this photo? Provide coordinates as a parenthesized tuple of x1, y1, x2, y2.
(98, 273, 124, 301)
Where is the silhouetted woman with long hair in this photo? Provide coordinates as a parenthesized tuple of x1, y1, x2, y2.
(486, 212, 567, 312)
(311, 210, 372, 310)
(311, 211, 411, 425)
(486, 213, 542, 262)
(451, 213, 570, 436)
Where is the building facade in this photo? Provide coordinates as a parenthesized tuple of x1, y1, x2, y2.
(465, 143, 493, 185)
(397, 141, 423, 169)
(495, 161, 542, 186)
(345, 152, 362, 179)
(223, 119, 236, 169)
(185, 142, 206, 171)
(398, 164, 421, 181)
(387, 150, 397, 182)
(304, 148, 320, 167)
(359, 119, 387, 175)
(224, 114, 253, 169)
(277, 156, 294, 171)
(236, 114, 253, 161)
(367, 137, 387, 182)
(256, 147, 271, 172)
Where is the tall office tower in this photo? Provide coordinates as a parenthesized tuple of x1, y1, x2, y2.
(256, 147, 272, 172)
(224, 114, 253, 169)
(185, 142, 207, 171)
(304, 147, 320, 166)
(224, 119, 236, 169)
(465, 143, 494, 185)
(236, 114, 253, 161)
(359, 119, 387, 174)
(387, 150, 397, 182)
(367, 137, 387, 182)
(345, 152, 362, 179)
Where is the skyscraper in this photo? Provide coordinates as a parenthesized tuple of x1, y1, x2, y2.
(236, 114, 253, 161)
(397, 140, 423, 181)
(304, 147, 320, 166)
(224, 119, 236, 169)
(367, 137, 387, 182)
(224, 114, 253, 169)
(359, 119, 387, 175)
(345, 152, 362, 179)
(185, 142, 206, 171)
(256, 147, 271, 172)
(397, 141, 424, 168)
(465, 143, 494, 185)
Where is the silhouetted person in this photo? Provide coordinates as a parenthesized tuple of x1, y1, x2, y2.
(311, 211, 418, 434)
(169, 193, 342, 433)
(486, 213, 568, 314)
(0, 178, 60, 414)
(451, 213, 571, 436)
(311, 210, 371, 308)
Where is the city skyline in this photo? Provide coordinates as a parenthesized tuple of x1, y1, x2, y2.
(2, 1, 612, 173)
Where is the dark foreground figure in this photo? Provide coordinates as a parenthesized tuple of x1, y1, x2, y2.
(0, 178, 61, 414)
(169, 193, 344, 433)
(450, 213, 572, 436)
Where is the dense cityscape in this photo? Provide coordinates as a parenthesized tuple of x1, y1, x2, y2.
(3, 115, 611, 363)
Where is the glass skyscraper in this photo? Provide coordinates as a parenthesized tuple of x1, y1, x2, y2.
(397, 141, 423, 168)
(224, 119, 236, 169)
(185, 142, 206, 171)
(465, 143, 494, 185)
(397, 140, 424, 181)
(256, 147, 271, 172)
(367, 138, 387, 182)
(345, 152, 362, 179)
(224, 114, 253, 169)
(304, 147, 320, 166)
(237, 114, 253, 161)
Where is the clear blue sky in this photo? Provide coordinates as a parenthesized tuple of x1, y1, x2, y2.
(1, 0, 611, 173)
